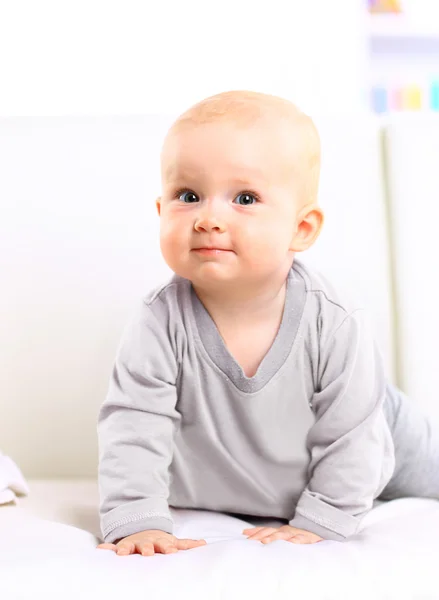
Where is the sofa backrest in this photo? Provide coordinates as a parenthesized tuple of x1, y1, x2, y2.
(0, 115, 396, 477)
(383, 115, 439, 422)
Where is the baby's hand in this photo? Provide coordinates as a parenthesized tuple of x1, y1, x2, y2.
(97, 529, 207, 556)
(243, 524, 323, 545)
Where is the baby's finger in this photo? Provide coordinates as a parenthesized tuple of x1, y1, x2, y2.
(291, 534, 319, 545)
(154, 538, 179, 554)
(246, 527, 277, 540)
(137, 542, 155, 556)
(261, 531, 292, 544)
(96, 543, 117, 552)
(244, 527, 276, 540)
(242, 527, 264, 534)
(175, 538, 207, 550)
(116, 541, 135, 555)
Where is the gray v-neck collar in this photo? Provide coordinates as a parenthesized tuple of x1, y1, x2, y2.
(189, 265, 307, 393)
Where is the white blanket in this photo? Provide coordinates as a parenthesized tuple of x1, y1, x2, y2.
(0, 452, 29, 504)
(2, 497, 439, 599)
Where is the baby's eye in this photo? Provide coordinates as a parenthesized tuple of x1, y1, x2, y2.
(178, 190, 199, 203)
(234, 192, 258, 206)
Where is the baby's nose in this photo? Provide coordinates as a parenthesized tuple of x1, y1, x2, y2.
(194, 216, 225, 233)
(194, 204, 226, 232)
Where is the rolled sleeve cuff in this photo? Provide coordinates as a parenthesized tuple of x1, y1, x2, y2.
(289, 490, 362, 542)
(100, 497, 173, 544)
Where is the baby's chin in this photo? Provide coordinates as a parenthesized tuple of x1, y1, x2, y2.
(172, 261, 242, 287)
(189, 265, 236, 282)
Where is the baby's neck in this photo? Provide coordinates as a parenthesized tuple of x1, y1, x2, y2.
(193, 276, 288, 330)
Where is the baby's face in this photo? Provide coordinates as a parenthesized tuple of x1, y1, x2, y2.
(157, 120, 304, 289)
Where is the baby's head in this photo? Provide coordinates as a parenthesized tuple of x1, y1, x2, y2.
(157, 90, 324, 291)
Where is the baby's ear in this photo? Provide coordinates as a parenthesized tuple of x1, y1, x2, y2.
(156, 197, 162, 216)
(290, 204, 324, 252)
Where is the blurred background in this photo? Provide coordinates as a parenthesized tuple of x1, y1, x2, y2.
(1, 0, 439, 477)
(1, 0, 439, 117)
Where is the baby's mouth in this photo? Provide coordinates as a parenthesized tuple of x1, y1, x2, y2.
(192, 247, 233, 256)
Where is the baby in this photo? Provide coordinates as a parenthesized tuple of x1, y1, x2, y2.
(97, 90, 438, 557)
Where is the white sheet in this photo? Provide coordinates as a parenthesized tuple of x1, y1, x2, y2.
(0, 452, 29, 505)
(2, 493, 439, 599)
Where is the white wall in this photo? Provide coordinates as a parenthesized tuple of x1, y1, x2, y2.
(0, 0, 368, 118)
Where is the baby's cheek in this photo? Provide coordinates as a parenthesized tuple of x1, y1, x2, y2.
(160, 230, 185, 269)
(248, 234, 289, 267)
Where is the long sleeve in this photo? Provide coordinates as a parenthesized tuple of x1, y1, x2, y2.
(289, 308, 395, 542)
(97, 301, 181, 544)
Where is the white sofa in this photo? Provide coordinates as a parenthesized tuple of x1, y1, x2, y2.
(1, 114, 439, 599)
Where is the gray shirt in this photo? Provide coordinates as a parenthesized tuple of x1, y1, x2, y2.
(98, 259, 395, 543)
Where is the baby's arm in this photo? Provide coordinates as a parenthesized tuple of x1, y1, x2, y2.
(289, 308, 395, 542)
(97, 301, 180, 544)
